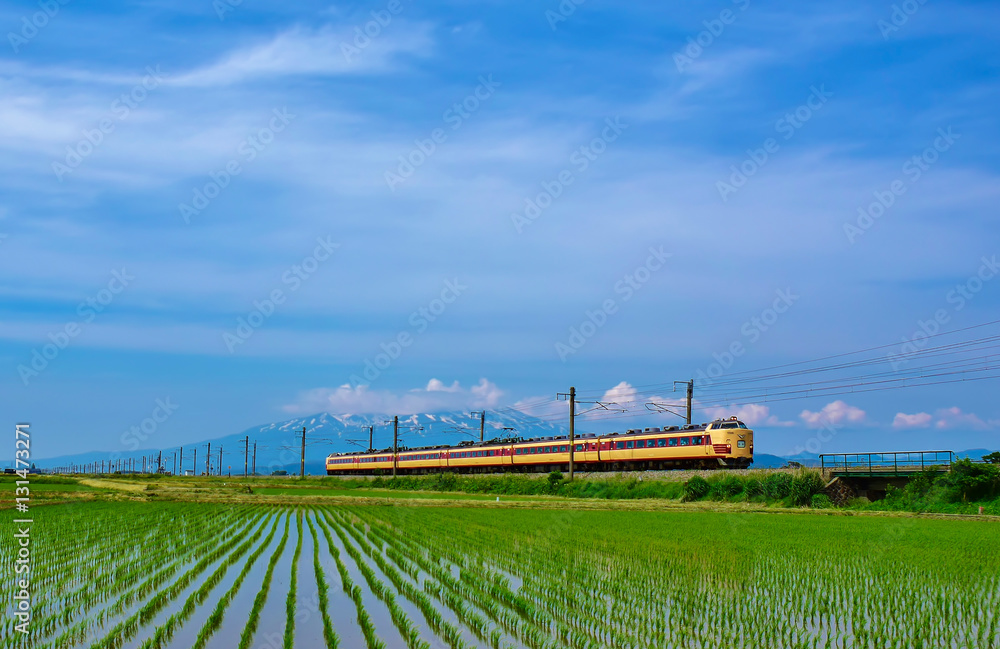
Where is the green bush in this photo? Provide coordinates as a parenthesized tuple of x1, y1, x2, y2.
(744, 477, 764, 499)
(942, 459, 1000, 502)
(791, 471, 825, 506)
(811, 494, 832, 509)
(764, 473, 793, 499)
(547, 471, 564, 492)
(683, 476, 710, 501)
(711, 475, 744, 499)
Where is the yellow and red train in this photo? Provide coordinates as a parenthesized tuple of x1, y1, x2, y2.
(326, 417, 753, 474)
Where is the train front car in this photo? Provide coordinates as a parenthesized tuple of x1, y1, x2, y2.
(706, 417, 754, 468)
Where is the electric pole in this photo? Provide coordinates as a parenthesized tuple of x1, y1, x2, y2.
(172, 452, 176, 476)
(300, 427, 306, 478)
(157, 451, 162, 474)
(392, 416, 399, 478)
(244, 435, 249, 477)
(252, 442, 256, 476)
(557, 387, 577, 480)
(206, 442, 211, 476)
(471, 411, 486, 442)
(568, 387, 575, 480)
(180, 447, 183, 475)
(368, 425, 374, 451)
(193, 448, 197, 476)
(218, 445, 223, 476)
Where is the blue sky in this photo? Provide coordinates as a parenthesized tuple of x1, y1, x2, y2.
(2, 0, 999, 459)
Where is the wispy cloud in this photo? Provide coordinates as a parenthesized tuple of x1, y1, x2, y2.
(893, 407, 992, 430)
(282, 378, 503, 415)
(800, 400, 867, 428)
(171, 23, 434, 87)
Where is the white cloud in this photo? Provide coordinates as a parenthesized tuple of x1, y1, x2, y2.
(892, 412, 933, 429)
(933, 407, 988, 430)
(799, 400, 866, 428)
(172, 23, 433, 87)
(425, 378, 460, 392)
(892, 407, 991, 430)
(602, 381, 639, 405)
(283, 378, 502, 415)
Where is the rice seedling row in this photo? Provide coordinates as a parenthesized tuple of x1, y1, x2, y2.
(11, 501, 999, 649)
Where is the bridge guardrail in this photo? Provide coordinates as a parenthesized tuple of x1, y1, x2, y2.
(819, 450, 954, 477)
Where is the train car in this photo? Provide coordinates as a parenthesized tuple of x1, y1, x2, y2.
(326, 416, 753, 475)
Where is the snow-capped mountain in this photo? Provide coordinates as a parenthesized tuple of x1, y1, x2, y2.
(33, 409, 569, 475)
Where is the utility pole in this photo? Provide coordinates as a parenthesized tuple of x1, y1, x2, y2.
(206, 442, 211, 476)
(557, 387, 593, 482)
(180, 447, 183, 475)
(173, 452, 176, 476)
(252, 442, 257, 476)
(244, 436, 249, 477)
(142, 456, 146, 474)
(368, 426, 374, 451)
(218, 445, 223, 476)
(392, 416, 399, 478)
(686, 379, 693, 425)
(471, 411, 486, 442)
(193, 448, 197, 476)
(568, 387, 576, 481)
(300, 427, 306, 478)
(157, 451, 162, 474)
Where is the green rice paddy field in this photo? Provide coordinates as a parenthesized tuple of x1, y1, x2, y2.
(2, 501, 998, 649)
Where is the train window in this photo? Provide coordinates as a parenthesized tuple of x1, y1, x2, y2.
(679, 437, 690, 446)
(626, 441, 634, 449)
(692, 436, 703, 445)
(560, 445, 567, 452)
(616, 441, 625, 450)
(657, 439, 666, 447)
(668, 438, 678, 447)
(738, 422, 748, 429)
(575, 444, 583, 452)
(529, 448, 536, 454)
(635, 440, 644, 448)
(737, 440, 746, 448)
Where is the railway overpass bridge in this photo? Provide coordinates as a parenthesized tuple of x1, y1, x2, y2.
(818, 450, 954, 503)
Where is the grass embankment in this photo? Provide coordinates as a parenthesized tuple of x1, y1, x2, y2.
(24, 456, 1000, 515)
